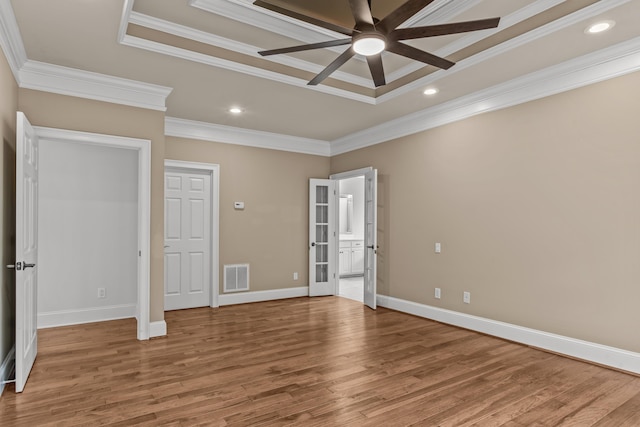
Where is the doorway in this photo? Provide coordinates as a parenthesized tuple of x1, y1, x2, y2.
(163, 160, 220, 311)
(34, 126, 151, 340)
(330, 167, 377, 308)
(308, 167, 377, 309)
(337, 176, 365, 303)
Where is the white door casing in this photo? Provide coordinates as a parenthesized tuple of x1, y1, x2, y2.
(164, 160, 220, 310)
(363, 168, 378, 310)
(309, 179, 336, 296)
(33, 125, 151, 340)
(15, 112, 39, 393)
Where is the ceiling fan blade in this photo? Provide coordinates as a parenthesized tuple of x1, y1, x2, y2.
(348, 0, 375, 30)
(387, 41, 454, 69)
(391, 17, 501, 41)
(259, 39, 352, 56)
(377, 0, 437, 34)
(308, 47, 356, 86)
(366, 54, 386, 87)
(254, 0, 355, 36)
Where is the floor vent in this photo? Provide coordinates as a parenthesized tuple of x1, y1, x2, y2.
(224, 264, 249, 293)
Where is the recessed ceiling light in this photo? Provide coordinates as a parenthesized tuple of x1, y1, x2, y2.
(423, 87, 439, 96)
(229, 107, 243, 114)
(585, 20, 615, 34)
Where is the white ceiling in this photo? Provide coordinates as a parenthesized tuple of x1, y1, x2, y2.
(4, 0, 640, 155)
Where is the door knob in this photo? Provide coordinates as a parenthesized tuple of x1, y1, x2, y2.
(23, 263, 36, 269)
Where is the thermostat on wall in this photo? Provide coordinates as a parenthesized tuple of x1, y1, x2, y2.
(234, 202, 245, 210)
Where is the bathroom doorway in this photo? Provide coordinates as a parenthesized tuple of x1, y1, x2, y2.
(337, 176, 365, 302)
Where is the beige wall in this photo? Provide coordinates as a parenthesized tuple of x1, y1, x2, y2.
(165, 137, 330, 293)
(0, 49, 18, 371)
(17, 90, 166, 322)
(331, 70, 640, 353)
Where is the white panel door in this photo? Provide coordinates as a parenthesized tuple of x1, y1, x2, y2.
(15, 112, 39, 393)
(309, 179, 336, 296)
(363, 169, 378, 310)
(164, 170, 211, 310)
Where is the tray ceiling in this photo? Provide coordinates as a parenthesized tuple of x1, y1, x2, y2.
(7, 0, 640, 148)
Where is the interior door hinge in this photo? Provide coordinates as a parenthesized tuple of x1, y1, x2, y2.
(139, 250, 141, 256)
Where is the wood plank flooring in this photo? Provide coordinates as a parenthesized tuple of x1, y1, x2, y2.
(1, 296, 640, 426)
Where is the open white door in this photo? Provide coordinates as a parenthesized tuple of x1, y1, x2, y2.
(309, 179, 336, 296)
(15, 112, 39, 392)
(363, 169, 378, 309)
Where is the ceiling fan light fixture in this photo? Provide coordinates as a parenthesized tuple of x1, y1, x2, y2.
(353, 33, 386, 56)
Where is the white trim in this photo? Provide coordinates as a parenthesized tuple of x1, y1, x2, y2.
(37, 304, 137, 329)
(164, 35, 640, 158)
(164, 159, 220, 309)
(379, 0, 632, 103)
(331, 36, 640, 155)
(165, 117, 331, 157)
(129, 11, 374, 90)
(377, 295, 640, 375)
(329, 167, 372, 181)
(118, 0, 135, 43)
(19, 60, 172, 111)
(0, 345, 15, 397)
(120, 34, 374, 105)
(381, 0, 565, 85)
(0, 0, 27, 82)
(34, 126, 152, 341)
(149, 321, 167, 338)
(190, 0, 349, 46)
(219, 286, 308, 306)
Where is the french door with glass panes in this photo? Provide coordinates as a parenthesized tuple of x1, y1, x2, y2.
(309, 179, 336, 296)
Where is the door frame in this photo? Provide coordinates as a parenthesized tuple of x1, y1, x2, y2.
(330, 167, 373, 299)
(164, 160, 220, 308)
(35, 126, 152, 340)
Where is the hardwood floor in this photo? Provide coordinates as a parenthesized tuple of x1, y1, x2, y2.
(1, 297, 640, 426)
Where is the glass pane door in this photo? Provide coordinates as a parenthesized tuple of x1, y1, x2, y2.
(309, 179, 335, 296)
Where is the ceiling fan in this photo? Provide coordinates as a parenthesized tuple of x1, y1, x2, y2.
(254, 0, 500, 87)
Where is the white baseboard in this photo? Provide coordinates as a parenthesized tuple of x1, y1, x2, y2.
(377, 295, 640, 375)
(219, 286, 308, 306)
(150, 320, 167, 338)
(38, 304, 137, 329)
(0, 345, 16, 397)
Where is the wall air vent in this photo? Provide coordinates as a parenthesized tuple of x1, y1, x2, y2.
(224, 264, 249, 293)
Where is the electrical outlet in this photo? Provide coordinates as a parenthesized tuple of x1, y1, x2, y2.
(434, 287, 441, 299)
(293, 272, 298, 280)
(463, 291, 470, 304)
(98, 288, 106, 299)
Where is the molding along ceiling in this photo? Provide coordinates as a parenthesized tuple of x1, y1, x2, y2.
(3, 0, 640, 153)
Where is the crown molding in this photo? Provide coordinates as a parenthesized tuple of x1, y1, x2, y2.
(386, 0, 564, 83)
(0, 0, 27, 83)
(121, 31, 375, 104)
(330, 36, 640, 155)
(118, 0, 135, 43)
(128, 11, 374, 89)
(378, 0, 632, 104)
(165, 117, 331, 157)
(19, 60, 173, 111)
